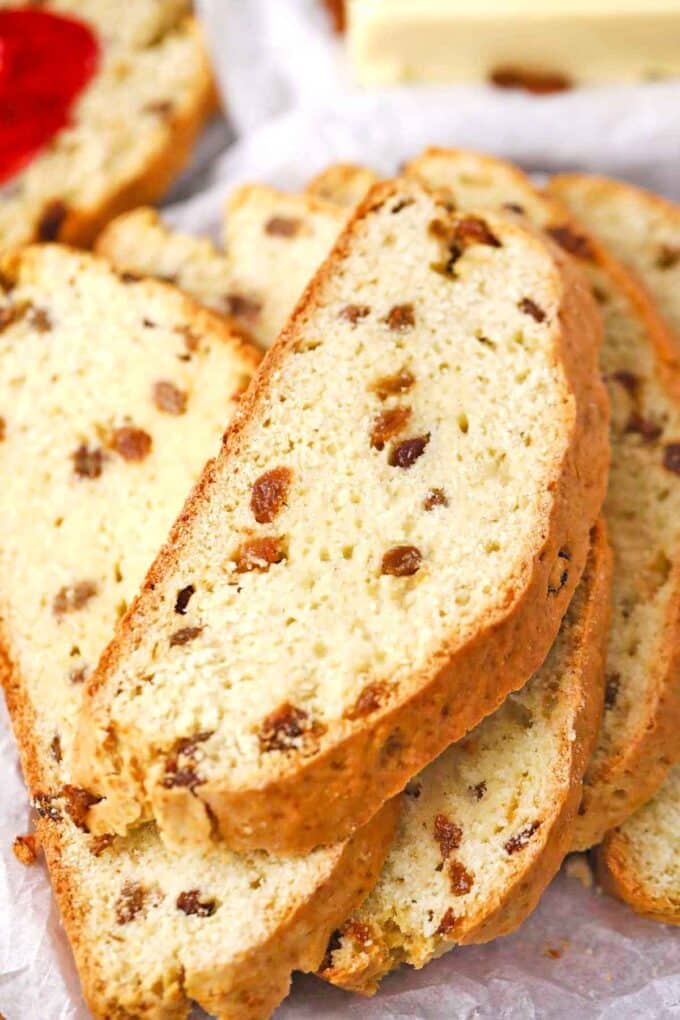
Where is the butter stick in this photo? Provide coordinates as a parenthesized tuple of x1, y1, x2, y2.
(347, 0, 680, 87)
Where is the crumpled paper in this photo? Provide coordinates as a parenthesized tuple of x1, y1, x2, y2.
(2, 2, 680, 1017)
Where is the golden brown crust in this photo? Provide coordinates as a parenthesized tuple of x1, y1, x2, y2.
(596, 820, 680, 928)
(81, 178, 609, 855)
(559, 206, 680, 851)
(29, 19, 218, 250)
(305, 163, 379, 207)
(320, 520, 613, 994)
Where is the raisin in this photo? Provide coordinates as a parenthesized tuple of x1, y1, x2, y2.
(163, 732, 212, 790)
(436, 908, 457, 936)
(258, 703, 324, 753)
(519, 297, 546, 322)
(371, 406, 411, 450)
(504, 820, 541, 854)
(424, 487, 448, 511)
(504, 202, 525, 214)
(143, 99, 174, 115)
(0, 416, 5, 441)
(177, 889, 217, 917)
(90, 834, 114, 856)
(251, 467, 293, 524)
(547, 225, 595, 261)
(34, 793, 61, 821)
(656, 244, 680, 270)
(608, 370, 640, 396)
(455, 216, 501, 248)
(174, 584, 195, 615)
(72, 444, 103, 479)
(69, 665, 90, 684)
(345, 682, 389, 720)
(625, 413, 663, 442)
(434, 814, 463, 859)
(12, 834, 39, 865)
(153, 381, 187, 415)
(37, 200, 67, 241)
(604, 673, 620, 710)
(469, 780, 487, 800)
(370, 369, 415, 399)
(663, 443, 680, 474)
(381, 545, 422, 577)
(28, 306, 52, 332)
(385, 303, 415, 331)
(169, 626, 203, 647)
(53, 580, 98, 616)
(225, 293, 262, 321)
(490, 66, 572, 95)
(50, 734, 62, 763)
(340, 304, 370, 325)
(111, 427, 152, 461)
(449, 860, 474, 896)
(265, 216, 301, 237)
(63, 785, 101, 832)
(115, 881, 146, 924)
(120, 271, 141, 283)
(232, 536, 286, 573)
(389, 433, 430, 468)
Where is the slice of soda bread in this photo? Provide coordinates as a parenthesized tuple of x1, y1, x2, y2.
(222, 185, 347, 347)
(550, 174, 680, 342)
(406, 149, 680, 850)
(0, 245, 397, 1020)
(597, 763, 680, 927)
(320, 522, 611, 993)
(0, 6, 216, 249)
(306, 163, 380, 207)
(96, 207, 236, 318)
(74, 177, 608, 855)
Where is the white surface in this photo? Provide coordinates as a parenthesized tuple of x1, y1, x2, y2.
(2, 3, 680, 1018)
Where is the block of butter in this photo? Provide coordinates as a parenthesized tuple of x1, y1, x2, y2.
(347, 0, 680, 87)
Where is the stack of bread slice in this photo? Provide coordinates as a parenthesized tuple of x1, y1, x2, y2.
(2, 147, 678, 1020)
(0, 0, 216, 249)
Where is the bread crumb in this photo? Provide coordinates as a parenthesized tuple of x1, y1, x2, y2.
(565, 853, 593, 888)
(12, 833, 39, 865)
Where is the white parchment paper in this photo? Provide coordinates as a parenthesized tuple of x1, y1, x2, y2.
(1, 2, 680, 1017)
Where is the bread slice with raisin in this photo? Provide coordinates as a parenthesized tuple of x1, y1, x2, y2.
(405, 149, 680, 850)
(96, 207, 238, 318)
(0, 6, 216, 250)
(597, 763, 680, 926)
(74, 177, 608, 856)
(306, 163, 379, 207)
(0, 244, 398, 1020)
(221, 185, 347, 347)
(320, 522, 611, 993)
(549, 174, 680, 341)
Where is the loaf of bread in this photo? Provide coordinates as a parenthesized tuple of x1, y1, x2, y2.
(320, 522, 611, 992)
(74, 177, 608, 856)
(597, 763, 679, 926)
(0, 3, 216, 249)
(405, 149, 680, 850)
(0, 245, 397, 1020)
(550, 173, 680, 342)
